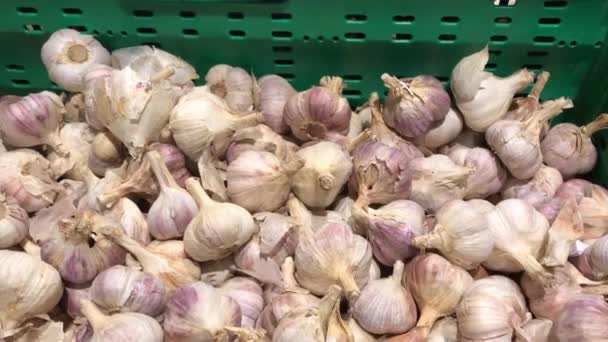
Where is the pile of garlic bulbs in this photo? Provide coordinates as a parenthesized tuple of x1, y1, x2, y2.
(1, 29, 608, 342)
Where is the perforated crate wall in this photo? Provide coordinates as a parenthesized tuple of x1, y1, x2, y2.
(2, 0, 608, 180)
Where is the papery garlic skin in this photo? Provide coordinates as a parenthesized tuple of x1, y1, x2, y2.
(48, 122, 96, 181)
(456, 276, 530, 342)
(414, 200, 492, 270)
(350, 141, 413, 207)
(451, 46, 534, 132)
(41, 29, 111, 92)
(353, 200, 426, 266)
(408, 155, 472, 213)
(292, 141, 352, 208)
(184, 179, 256, 262)
(206, 64, 254, 112)
(550, 294, 608, 342)
(405, 254, 473, 331)
(219, 277, 264, 328)
(484, 199, 552, 284)
(164, 281, 241, 341)
(0, 91, 65, 151)
(255, 212, 298, 264)
(0, 250, 63, 330)
(107, 198, 151, 245)
(295, 221, 372, 300)
(502, 165, 563, 211)
(353, 260, 417, 334)
(83, 64, 114, 130)
(444, 145, 506, 199)
(90, 265, 166, 317)
(255, 74, 296, 133)
(0, 193, 28, 248)
(80, 300, 163, 342)
(381, 74, 451, 138)
(517, 319, 552, 342)
(414, 108, 463, 150)
(228, 151, 303, 212)
(227, 124, 295, 164)
(284, 76, 351, 141)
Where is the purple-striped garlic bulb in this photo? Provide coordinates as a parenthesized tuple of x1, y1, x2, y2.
(254, 74, 296, 133)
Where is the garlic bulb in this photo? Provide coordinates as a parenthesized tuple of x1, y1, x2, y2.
(414, 108, 463, 150)
(100, 227, 200, 294)
(146, 151, 197, 240)
(451, 45, 534, 132)
(573, 234, 608, 280)
(381, 74, 451, 138)
(152, 143, 192, 187)
(40, 209, 125, 284)
(405, 254, 473, 334)
(47, 122, 97, 182)
(227, 151, 303, 212)
(408, 155, 472, 212)
(88, 132, 124, 177)
(0, 193, 28, 248)
(484, 199, 553, 285)
(98, 157, 158, 208)
(80, 299, 163, 342)
(505, 70, 549, 119)
(107, 197, 151, 245)
(41, 28, 111, 92)
(294, 208, 372, 301)
(0, 91, 66, 152)
(292, 141, 352, 208)
(456, 276, 530, 342)
(226, 124, 295, 163)
(90, 265, 166, 317)
(272, 285, 341, 342)
(254, 74, 296, 133)
(502, 165, 563, 210)
(284, 76, 351, 141)
(0, 149, 64, 212)
(443, 145, 506, 199)
(82, 64, 113, 130)
(541, 113, 608, 178)
(219, 277, 264, 328)
(206, 64, 254, 112)
(352, 200, 426, 266)
(163, 281, 241, 341)
(0, 250, 63, 331)
(170, 87, 262, 160)
(549, 294, 608, 342)
(350, 141, 414, 207)
(486, 98, 573, 180)
(184, 178, 256, 262)
(414, 200, 493, 270)
(353, 260, 417, 334)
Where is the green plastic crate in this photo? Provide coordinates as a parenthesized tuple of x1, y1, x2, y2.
(1, 0, 608, 182)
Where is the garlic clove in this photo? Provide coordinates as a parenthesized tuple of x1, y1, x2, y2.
(184, 178, 256, 262)
(353, 260, 417, 334)
(451, 45, 490, 104)
(381, 74, 451, 139)
(292, 141, 352, 208)
(41, 29, 111, 92)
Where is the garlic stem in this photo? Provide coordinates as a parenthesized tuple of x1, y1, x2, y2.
(20, 238, 41, 258)
(317, 285, 342, 323)
(581, 284, 608, 296)
(512, 251, 554, 287)
(413, 225, 445, 250)
(233, 113, 263, 130)
(98, 158, 153, 207)
(282, 158, 305, 176)
(318, 174, 336, 191)
(146, 150, 179, 189)
(287, 194, 313, 232)
(185, 178, 214, 208)
(281, 257, 299, 289)
(417, 308, 441, 329)
(338, 271, 361, 300)
(528, 71, 550, 99)
(524, 97, 572, 136)
(391, 260, 405, 286)
(346, 131, 372, 154)
(581, 113, 608, 137)
(101, 226, 163, 271)
(319, 76, 344, 95)
(354, 195, 370, 209)
(80, 299, 108, 331)
(381, 73, 412, 98)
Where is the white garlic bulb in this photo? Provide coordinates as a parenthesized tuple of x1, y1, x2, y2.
(206, 64, 255, 112)
(184, 178, 256, 262)
(41, 28, 111, 92)
(353, 260, 417, 334)
(227, 151, 303, 212)
(484, 199, 553, 285)
(170, 87, 262, 160)
(409, 154, 472, 212)
(451, 45, 534, 132)
(0, 193, 28, 248)
(90, 265, 166, 317)
(414, 107, 463, 150)
(457, 276, 531, 342)
(414, 199, 493, 270)
(80, 299, 163, 342)
(0, 250, 63, 331)
(164, 281, 242, 341)
(292, 141, 353, 208)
